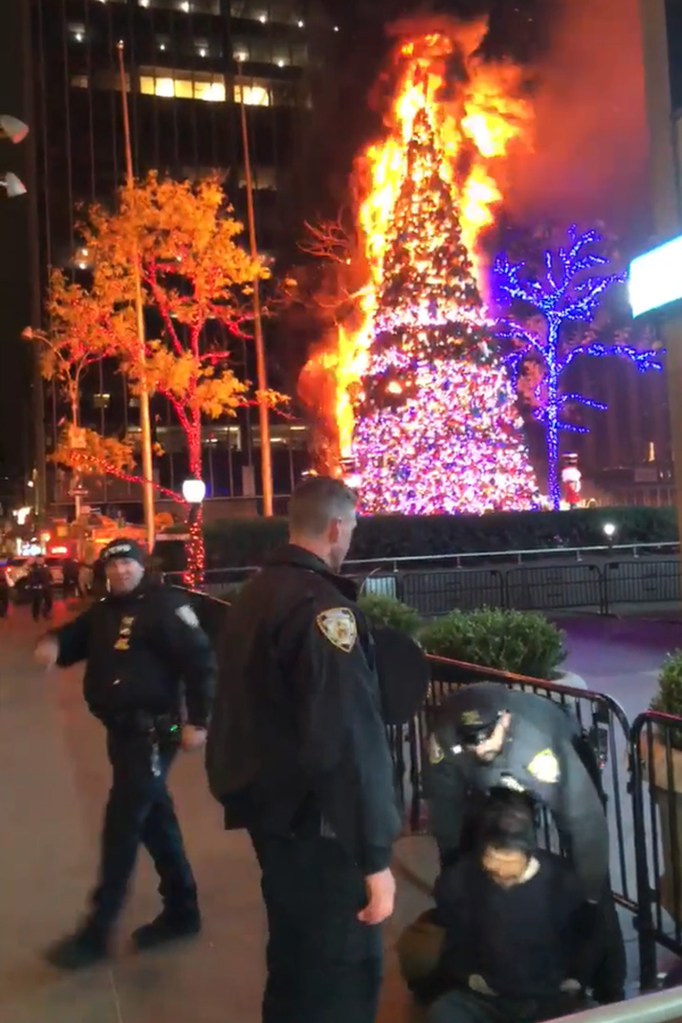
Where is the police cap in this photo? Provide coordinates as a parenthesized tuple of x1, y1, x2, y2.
(100, 538, 146, 567)
(441, 686, 506, 747)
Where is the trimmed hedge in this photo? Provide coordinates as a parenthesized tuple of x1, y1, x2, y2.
(198, 507, 677, 569)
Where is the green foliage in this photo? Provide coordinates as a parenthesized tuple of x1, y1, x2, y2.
(419, 607, 566, 680)
(357, 594, 422, 637)
(652, 653, 682, 718)
(198, 507, 677, 568)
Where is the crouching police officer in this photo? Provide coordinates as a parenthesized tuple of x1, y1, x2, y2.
(425, 683, 626, 1005)
(207, 477, 401, 1023)
(34, 538, 216, 970)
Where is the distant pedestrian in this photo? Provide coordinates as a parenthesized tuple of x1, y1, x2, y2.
(25, 557, 53, 621)
(62, 557, 81, 599)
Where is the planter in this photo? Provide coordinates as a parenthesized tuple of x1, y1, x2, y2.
(641, 732, 682, 922)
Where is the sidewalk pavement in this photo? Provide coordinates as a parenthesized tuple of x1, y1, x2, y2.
(0, 602, 677, 1021)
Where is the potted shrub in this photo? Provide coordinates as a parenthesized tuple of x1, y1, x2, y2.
(358, 593, 422, 638)
(419, 607, 567, 680)
(644, 652, 682, 921)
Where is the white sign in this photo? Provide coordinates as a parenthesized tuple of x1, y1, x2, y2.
(629, 235, 682, 317)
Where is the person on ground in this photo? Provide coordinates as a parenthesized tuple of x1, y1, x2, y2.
(34, 538, 215, 969)
(207, 476, 401, 1023)
(426, 683, 626, 1004)
(422, 794, 592, 1023)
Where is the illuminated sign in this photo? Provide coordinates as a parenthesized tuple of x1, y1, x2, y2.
(629, 235, 682, 317)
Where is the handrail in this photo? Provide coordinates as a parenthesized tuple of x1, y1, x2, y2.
(161, 541, 680, 579)
(545, 987, 682, 1022)
(425, 654, 631, 733)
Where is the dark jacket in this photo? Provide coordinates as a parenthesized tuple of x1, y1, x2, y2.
(206, 544, 401, 874)
(50, 580, 215, 726)
(427, 684, 609, 902)
(435, 849, 587, 998)
(26, 564, 52, 591)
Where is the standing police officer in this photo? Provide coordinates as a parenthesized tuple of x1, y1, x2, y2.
(34, 538, 215, 969)
(207, 477, 401, 1023)
(426, 682, 626, 1004)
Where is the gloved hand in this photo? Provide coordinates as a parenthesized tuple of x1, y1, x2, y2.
(469, 974, 497, 996)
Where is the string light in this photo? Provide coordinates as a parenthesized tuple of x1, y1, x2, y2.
(352, 99, 539, 514)
(494, 225, 665, 509)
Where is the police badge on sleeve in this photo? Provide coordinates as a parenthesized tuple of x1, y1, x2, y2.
(316, 608, 357, 653)
(527, 748, 560, 784)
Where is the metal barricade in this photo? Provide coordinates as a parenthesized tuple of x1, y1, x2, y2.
(631, 712, 682, 990)
(603, 561, 681, 614)
(400, 568, 507, 616)
(506, 563, 605, 613)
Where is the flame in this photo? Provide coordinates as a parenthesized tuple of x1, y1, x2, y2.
(327, 22, 531, 459)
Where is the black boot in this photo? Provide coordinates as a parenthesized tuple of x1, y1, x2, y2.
(132, 907, 201, 950)
(45, 921, 110, 970)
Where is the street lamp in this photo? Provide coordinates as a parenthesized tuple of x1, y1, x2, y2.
(182, 478, 206, 522)
(1, 172, 27, 198)
(182, 478, 206, 588)
(603, 522, 617, 548)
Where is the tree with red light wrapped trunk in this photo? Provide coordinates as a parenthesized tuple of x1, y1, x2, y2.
(352, 105, 539, 514)
(26, 173, 278, 586)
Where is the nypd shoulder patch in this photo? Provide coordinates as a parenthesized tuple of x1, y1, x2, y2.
(316, 607, 357, 653)
(527, 748, 560, 785)
(175, 604, 200, 628)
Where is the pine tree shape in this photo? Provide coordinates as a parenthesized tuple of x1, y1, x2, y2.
(352, 102, 539, 515)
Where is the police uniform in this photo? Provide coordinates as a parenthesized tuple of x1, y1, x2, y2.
(426, 683, 626, 1003)
(207, 544, 401, 1023)
(46, 539, 215, 968)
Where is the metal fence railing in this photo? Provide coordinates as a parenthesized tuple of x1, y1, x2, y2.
(166, 554, 682, 616)
(631, 712, 682, 991)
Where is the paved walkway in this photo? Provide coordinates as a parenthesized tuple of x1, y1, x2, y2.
(0, 602, 680, 1021)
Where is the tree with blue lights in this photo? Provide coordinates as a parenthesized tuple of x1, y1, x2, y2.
(494, 225, 664, 509)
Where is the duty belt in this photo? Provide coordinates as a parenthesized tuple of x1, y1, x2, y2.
(105, 710, 180, 738)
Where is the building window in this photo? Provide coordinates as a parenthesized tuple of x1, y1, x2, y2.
(234, 81, 271, 106)
(140, 73, 226, 102)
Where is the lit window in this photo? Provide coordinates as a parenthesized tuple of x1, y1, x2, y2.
(71, 75, 90, 89)
(234, 83, 271, 106)
(140, 73, 226, 102)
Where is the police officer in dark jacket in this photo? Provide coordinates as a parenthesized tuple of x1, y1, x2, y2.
(426, 683, 626, 1004)
(207, 477, 401, 1023)
(34, 538, 216, 970)
(26, 556, 53, 620)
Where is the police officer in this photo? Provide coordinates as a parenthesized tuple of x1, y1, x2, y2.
(34, 538, 215, 970)
(207, 477, 401, 1023)
(26, 555, 53, 621)
(426, 682, 626, 1004)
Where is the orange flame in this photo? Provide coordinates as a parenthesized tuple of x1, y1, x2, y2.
(328, 21, 531, 459)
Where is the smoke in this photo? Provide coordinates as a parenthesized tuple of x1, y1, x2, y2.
(504, 0, 649, 233)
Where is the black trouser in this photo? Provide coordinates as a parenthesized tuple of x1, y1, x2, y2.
(250, 832, 383, 1023)
(587, 885, 627, 1002)
(31, 589, 52, 620)
(89, 729, 197, 931)
(0, 589, 8, 617)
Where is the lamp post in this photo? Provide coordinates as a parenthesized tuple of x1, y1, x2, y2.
(116, 42, 156, 554)
(182, 477, 206, 588)
(237, 65, 274, 517)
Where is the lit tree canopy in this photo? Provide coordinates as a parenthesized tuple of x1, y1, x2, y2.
(494, 225, 664, 507)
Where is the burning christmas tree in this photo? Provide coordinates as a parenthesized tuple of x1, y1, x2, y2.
(350, 31, 539, 514)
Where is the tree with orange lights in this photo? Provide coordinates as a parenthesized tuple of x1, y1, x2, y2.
(26, 173, 277, 584)
(352, 100, 539, 514)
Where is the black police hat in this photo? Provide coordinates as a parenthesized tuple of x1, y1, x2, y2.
(443, 686, 506, 747)
(100, 538, 146, 567)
